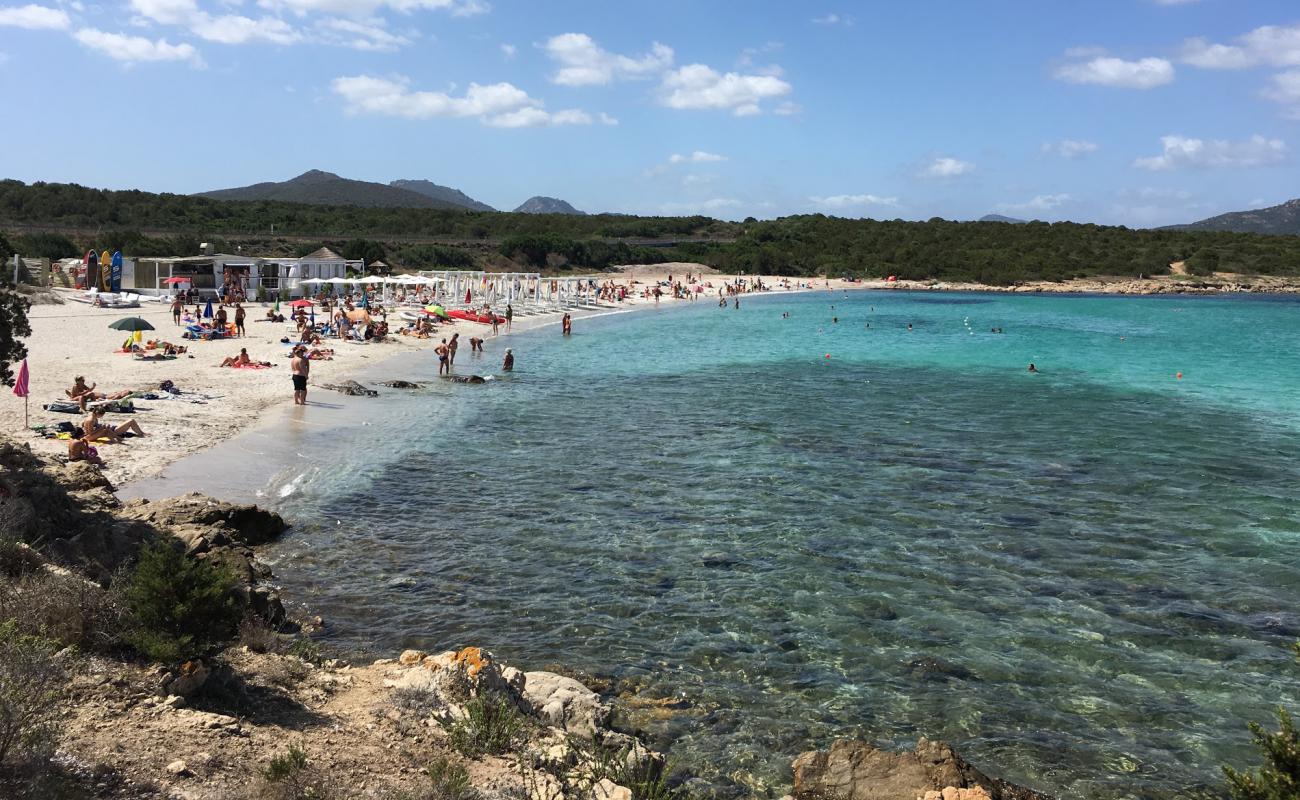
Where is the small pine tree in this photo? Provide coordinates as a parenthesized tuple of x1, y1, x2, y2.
(1224, 708, 1300, 799)
(124, 541, 241, 664)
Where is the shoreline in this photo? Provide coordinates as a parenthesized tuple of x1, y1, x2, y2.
(2, 272, 826, 490)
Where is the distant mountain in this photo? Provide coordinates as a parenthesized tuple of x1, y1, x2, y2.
(1166, 198, 1300, 235)
(514, 196, 585, 215)
(979, 214, 1028, 224)
(196, 170, 467, 210)
(389, 179, 494, 212)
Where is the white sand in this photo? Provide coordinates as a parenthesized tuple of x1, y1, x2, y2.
(2, 274, 838, 487)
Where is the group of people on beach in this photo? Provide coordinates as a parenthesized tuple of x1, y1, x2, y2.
(64, 376, 148, 466)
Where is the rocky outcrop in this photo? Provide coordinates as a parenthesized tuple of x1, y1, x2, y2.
(119, 494, 288, 547)
(0, 437, 287, 625)
(523, 671, 611, 738)
(378, 380, 422, 389)
(792, 739, 1053, 800)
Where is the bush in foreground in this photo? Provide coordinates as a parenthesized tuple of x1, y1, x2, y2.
(447, 694, 528, 758)
(124, 541, 241, 664)
(1224, 707, 1300, 800)
(0, 620, 63, 767)
(255, 746, 332, 800)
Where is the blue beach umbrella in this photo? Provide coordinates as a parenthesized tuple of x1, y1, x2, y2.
(203, 298, 214, 319)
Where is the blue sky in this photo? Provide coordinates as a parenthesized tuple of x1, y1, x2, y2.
(0, 0, 1297, 225)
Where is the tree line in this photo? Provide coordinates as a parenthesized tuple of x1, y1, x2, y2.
(4, 180, 1300, 283)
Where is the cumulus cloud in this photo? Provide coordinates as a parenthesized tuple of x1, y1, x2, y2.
(256, 0, 482, 16)
(659, 63, 791, 115)
(332, 74, 600, 127)
(919, 157, 975, 179)
(1134, 134, 1287, 170)
(810, 194, 899, 209)
(1054, 54, 1174, 89)
(500, 42, 514, 59)
(543, 33, 672, 86)
(1179, 23, 1300, 69)
(1042, 139, 1099, 158)
(669, 150, 726, 164)
(73, 27, 202, 63)
(998, 193, 1072, 214)
(1263, 70, 1300, 119)
(0, 3, 70, 28)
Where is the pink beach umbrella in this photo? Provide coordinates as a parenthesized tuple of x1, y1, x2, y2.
(12, 358, 29, 428)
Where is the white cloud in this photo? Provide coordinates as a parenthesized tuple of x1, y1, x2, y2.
(194, 13, 301, 44)
(658, 63, 792, 115)
(332, 74, 600, 127)
(315, 17, 406, 50)
(1118, 186, 1194, 201)
(74, 27, 201, 63)
(1179, 24, 1300, 70)
(1134, 134, 1287, 170)
(0, 3, 70, 28)
(920, 156, 975, 179)
(543, 32, 672, 86)
(998, 193, 1072, 214)
(1263, 70, 1300, 119)
(810, 194, 899, 209)
(773, 101, 802, 116)
(255, 0, 480, 18)
(811, 13, 851, 26)
(1054, 54, 1174, 89)
(597, 112, 618, 125)
(129, 0, 195, 24)
(669, 150, 726, 164)
(1042, 139, 1099, 159)
(500, 42, 514, 59)
(659, 197, 741, 215)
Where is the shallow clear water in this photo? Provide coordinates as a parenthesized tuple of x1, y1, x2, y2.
(260, 291, 1300, 799)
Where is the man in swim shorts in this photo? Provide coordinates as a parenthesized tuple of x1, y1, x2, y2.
(291, 346, 310, 404)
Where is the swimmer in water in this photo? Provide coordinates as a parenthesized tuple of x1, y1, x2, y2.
(1028, 363, 1039, 373)
(833, 317, 838, 324)
(907, 323, 913, 331)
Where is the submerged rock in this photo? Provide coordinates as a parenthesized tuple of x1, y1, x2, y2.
(378, 380, 422, 389)
(791, 738, 1054, 800)
(444, 375, 489, 385)
(319, 380, 379, 396)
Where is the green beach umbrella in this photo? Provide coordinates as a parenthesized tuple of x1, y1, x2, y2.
(107, 317, 156, 332)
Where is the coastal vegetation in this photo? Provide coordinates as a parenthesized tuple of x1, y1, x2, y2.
(5, 179, 1300, 284)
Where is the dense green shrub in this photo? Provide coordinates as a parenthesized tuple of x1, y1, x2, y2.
(447, 694, 528, 758)
(0, 620, 62, 767)
(124, 541, 241, 663)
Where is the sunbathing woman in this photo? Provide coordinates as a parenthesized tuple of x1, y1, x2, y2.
(82, 408, 146, 443)
(220, 349, 253, 368)
(306, 348, 334, 360)
(67, 435, 104, 466)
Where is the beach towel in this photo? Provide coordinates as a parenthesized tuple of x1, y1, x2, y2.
(232, 363, 271, 370)
(134, 354, 177, 362)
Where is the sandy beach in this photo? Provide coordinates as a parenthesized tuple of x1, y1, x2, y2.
(1, 269, 836, 486)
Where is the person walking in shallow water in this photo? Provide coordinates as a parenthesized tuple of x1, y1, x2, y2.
(435, 338, 449, 375)
(505, 303, 513, 330)
(447, 333, 460, 367)
(502, 349, 514, 372)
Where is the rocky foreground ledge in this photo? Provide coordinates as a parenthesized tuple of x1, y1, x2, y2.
(0, 436, 1055, 800)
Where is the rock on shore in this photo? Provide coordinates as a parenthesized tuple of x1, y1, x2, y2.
(792, 738, 1054, 800)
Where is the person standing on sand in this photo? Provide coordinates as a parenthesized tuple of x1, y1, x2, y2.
(448, 333, 460, 368)
(291, 346, 310, 405)
(491, 309, 500, 336)
(435, 338, 449, 375)
(171, 296, 182, 326)
(505, 303, 513, 330)
(503, 349, 514, 372)
(235, 303, 246, 337)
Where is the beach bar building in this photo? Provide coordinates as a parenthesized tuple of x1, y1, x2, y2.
(127, 247, 351, 299)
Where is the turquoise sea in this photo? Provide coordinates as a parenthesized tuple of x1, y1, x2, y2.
(254, 290, 1300, 798)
